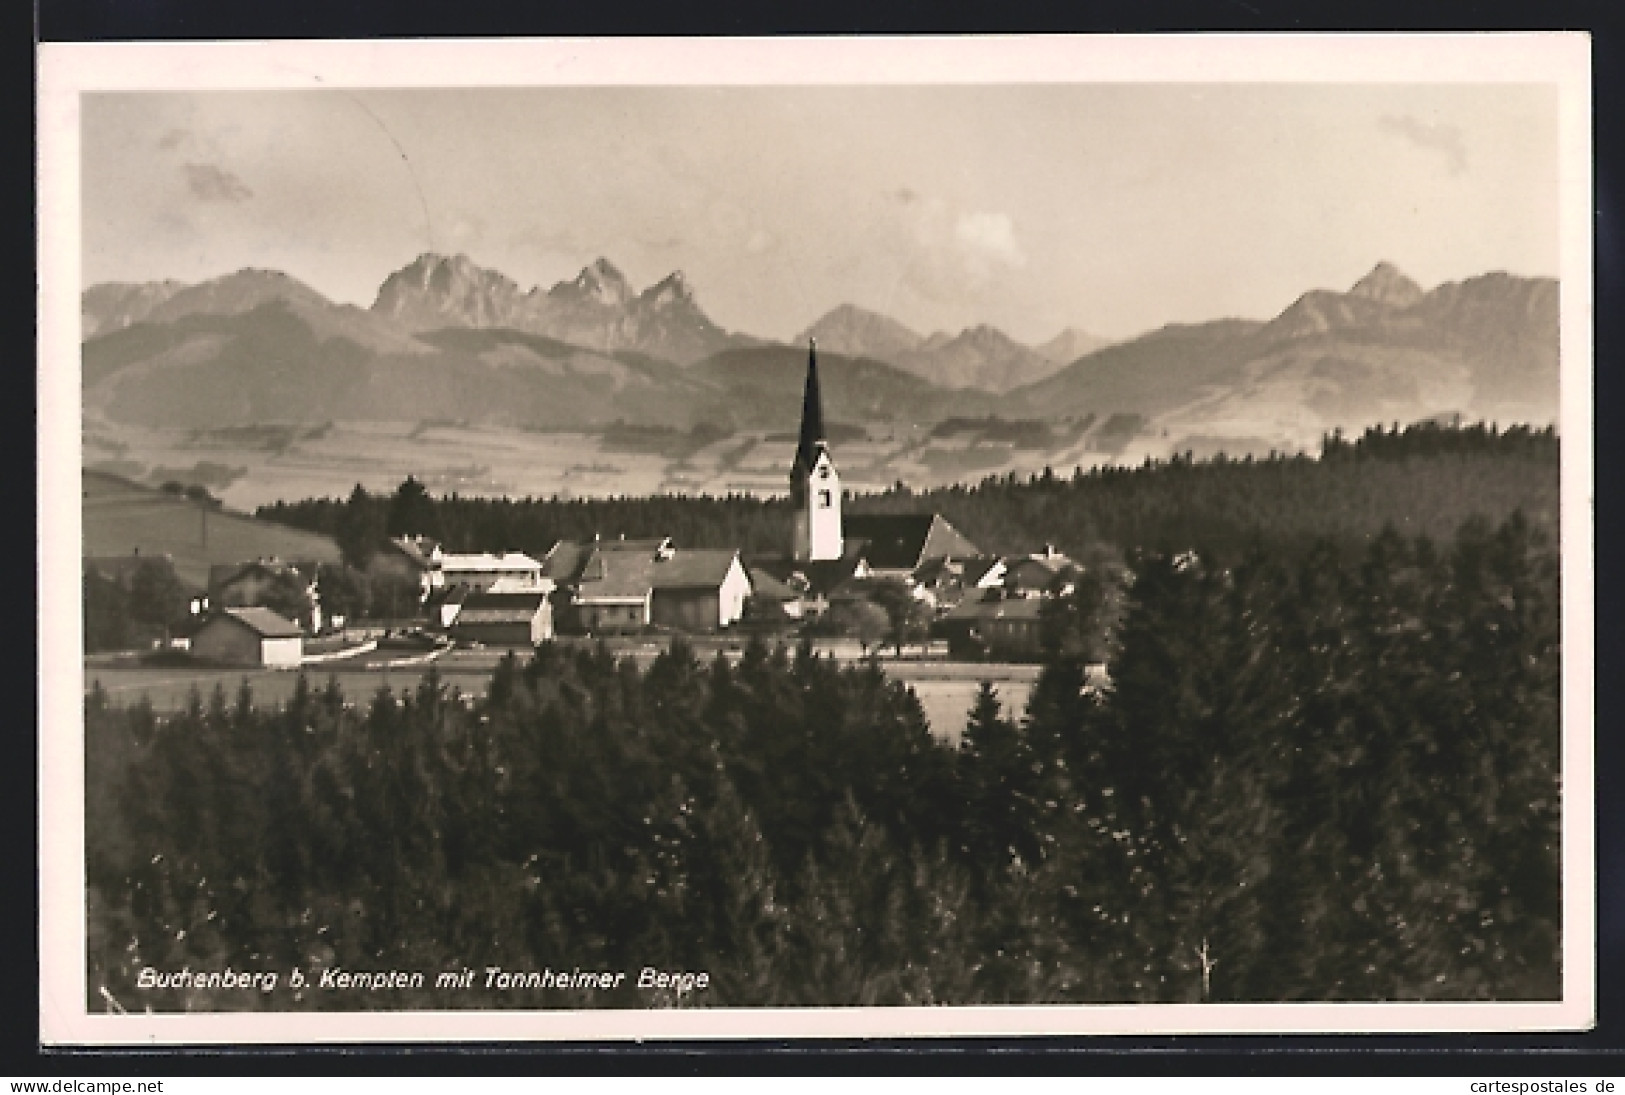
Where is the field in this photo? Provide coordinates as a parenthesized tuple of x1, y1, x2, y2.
(83, 418, 1166, 511)
(83, 644, 1043, 745)
(82, 469, 342, 588)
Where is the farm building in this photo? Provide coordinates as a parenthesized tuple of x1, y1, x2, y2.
(650, 550, 751, 632)
(559, 536, 752, 633)
(448, 585, 555, 646)
(191, 606, 304, 667)
(938, 592, 1047, 660)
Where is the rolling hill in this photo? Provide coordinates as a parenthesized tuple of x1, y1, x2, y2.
(1004, 263, 1559, 453)
(82, 470, 342, 589)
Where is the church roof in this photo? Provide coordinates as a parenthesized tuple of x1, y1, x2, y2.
(791, 340, 827, 482)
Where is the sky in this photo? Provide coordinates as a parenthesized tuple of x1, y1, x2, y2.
(81, 83, 1560, 344)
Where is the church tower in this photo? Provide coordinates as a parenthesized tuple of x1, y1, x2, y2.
(790, 338, 843, 561)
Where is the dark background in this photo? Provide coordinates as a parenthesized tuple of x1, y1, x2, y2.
(22, 0, 1624, 1075)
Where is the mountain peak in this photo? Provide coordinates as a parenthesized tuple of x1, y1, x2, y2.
(372, 252, 524, 324)
(795, 304, 924, 360)
(1348, 262, 1424, 309)
(559, 257, 633, 306)
(1034, 326, 1113, 365)
(640, 271, 696, 310)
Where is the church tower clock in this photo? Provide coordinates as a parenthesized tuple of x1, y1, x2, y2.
(789, 339, 844, 562)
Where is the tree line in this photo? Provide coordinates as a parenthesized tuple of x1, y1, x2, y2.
(255, 422, 1558, 569)
(86, 508, 1560, 1009)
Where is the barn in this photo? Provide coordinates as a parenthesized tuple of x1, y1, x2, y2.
(649, 549, 752, 632)
(448, 586, 554, 647)
(561, 537, 752, 634)
(191, 607, 304, 667)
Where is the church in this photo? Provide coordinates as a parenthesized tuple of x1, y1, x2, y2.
(750, 340, 983, 617)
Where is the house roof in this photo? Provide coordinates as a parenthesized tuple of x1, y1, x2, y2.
(844, 513, 980, 571)
(574, 543, 742, 603)
(455, 608, 544, 626)
(488, 575, 551, 593)
(463, 589, 550, 611)
(962, 555, 1006, 586)
(1002, 553, 1080, 589)
(454, 588, 550, 625)
(207, 558, 317, 593)
(650, 549, 741, 591)
(944, 591, 1047, 622)
(440, 551, 543, 573)
(748, 554, 866, 598)
(542, 540, 592, 582)
(426, 583, 476, 610)
(206, 606, 304, 638)
(384, 535, 440, 569)
(747, 567, 801, 602)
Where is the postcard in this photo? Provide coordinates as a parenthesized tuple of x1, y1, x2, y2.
(37, 33, 1595, 1043)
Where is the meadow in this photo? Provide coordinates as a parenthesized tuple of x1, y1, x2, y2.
(85, 417, 1164, 511)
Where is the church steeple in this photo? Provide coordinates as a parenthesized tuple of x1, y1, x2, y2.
(789, 338, 842, 561)
(792, 337, 826, 487)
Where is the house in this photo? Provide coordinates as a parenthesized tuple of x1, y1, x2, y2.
(745, 553, 870, 620)
(437, 550, 545, 591)
(1000, 546, 1080, 598)
(908, 553, 1005, 611)
(191, 606, 305, 667)
(366, 535, 443, 600)
(569, 538, 666, 632)
(746, 566, 806, 621)
(207, 558, 322, 632)
(449, 585, 554, 646)
(842, 513, 982, 581)
(938, 591, 1048, 660)
(561, 536, 752, 633)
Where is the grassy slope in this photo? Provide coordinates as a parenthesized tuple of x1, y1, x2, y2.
(83, 471, 341, 589)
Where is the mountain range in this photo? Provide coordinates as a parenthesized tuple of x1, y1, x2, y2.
(793, 304, 1100, 393)
(81, 254, 1560, 455)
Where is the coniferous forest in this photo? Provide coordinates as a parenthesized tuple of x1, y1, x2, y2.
(257, 422, 1559, 567)
(86, 449, 1562, 1007)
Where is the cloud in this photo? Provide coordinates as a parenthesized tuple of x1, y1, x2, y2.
(1378, 114, 1468, 176)
(156, 128, 189, 151)
(181, 163, 253, 203)
(954, 211, 1026, 271)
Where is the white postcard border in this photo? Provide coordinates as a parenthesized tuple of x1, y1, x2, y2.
(37, 32, 1597, 1045)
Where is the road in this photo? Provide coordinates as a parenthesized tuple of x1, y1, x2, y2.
(83, 644, 1045, 744)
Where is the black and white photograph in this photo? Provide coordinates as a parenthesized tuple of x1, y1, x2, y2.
(37, 35, 1594, 1042)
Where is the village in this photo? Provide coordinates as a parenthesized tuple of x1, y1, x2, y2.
(82, 342, 1099, 733)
